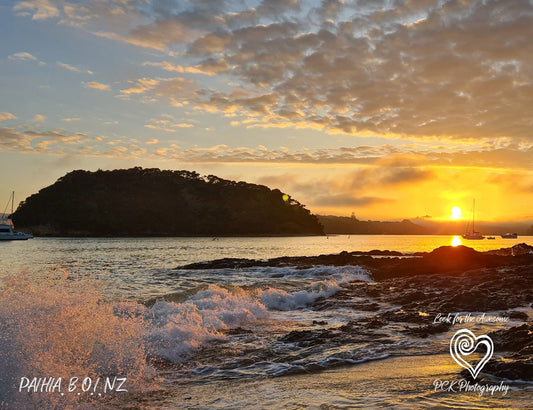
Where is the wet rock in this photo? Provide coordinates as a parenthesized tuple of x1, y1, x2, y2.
(364, 317, 388, 329)
(488, 243, 533, 256)
(312, 320, 328, 325)
(391, 290, 427, 305)
(402, 321, 451, 338)
(354, 302, 381, 311)
(178, 257, 258, 269)
(511, 243, 533, 255)
(457, 323, 533, 381)
(489, 323, 532, 352)
(279, 329, 333, 346)
(379, 309, 427, 323)
(479, 359, 533, 381)
(177, 245, 533, 282)
(366, 249, 403, 256)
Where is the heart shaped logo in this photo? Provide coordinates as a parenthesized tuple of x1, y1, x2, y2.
(450, 329, 494, 379)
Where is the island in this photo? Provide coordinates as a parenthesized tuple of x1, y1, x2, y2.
(12, 167, 324, 237)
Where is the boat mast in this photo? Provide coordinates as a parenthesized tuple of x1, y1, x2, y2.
(11, 191, 14, 215)
(472, 199, 475, 232)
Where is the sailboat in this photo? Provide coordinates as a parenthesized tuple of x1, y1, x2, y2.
(462, 199, 484, 240)
(0, 191, 33, 241)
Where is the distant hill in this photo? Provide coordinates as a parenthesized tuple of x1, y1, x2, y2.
(13, 168, 324, 236)
(319, 215, 533, 236)
(318, 215, 429, 235)
(412, 218, 533, 236)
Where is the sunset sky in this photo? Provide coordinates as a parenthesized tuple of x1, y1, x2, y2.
(1, 0, 532, 221)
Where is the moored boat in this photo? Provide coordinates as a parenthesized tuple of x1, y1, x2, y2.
(501, 233, 518, 239)
(0, 222, 33, 240)
(462, 199, 484, 240)
(1, 191, 33, 241)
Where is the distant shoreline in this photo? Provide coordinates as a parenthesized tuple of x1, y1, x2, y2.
(23, 233, 326, 238)
(20, 232, 533, 238)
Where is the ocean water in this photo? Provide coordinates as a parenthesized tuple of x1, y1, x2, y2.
(1, 235, 531, 408)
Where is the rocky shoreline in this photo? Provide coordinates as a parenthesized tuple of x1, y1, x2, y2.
(178, 243, 533, 279)
(177, 244, 533, 381)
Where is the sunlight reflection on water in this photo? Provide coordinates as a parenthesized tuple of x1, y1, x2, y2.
(451, 236, 463, 247)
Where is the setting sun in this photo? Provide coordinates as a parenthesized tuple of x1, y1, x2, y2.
(450, 206, 463, 220)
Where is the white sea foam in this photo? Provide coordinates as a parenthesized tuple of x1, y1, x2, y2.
(242, 264, 372, 282)
(145, 266, 370, 360)
(259, 280, 340, 310)
(0, 264, 371, 406)
(145, 285, 267, 362)
(258, 265, 371, 310)
(0, 272, 153, 407)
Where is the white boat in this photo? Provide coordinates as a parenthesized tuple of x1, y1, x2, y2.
(1, 191, 33, 241)
(0, 222, 33, 240)
(462, 199, 484, 240)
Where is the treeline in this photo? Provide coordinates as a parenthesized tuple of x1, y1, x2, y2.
(13, 167, 324, 236)
(317, 215, 429, 235)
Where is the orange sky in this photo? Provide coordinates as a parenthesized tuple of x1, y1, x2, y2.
(1, 1, 532, 222)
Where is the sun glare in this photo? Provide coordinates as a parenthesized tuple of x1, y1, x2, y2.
(450, 206, 462, 220)
(451, 236, 462, 247)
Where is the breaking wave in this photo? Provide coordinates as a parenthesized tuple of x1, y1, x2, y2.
(0, 264, 370, 405)
(0, 272, 153, 408)
(145, 285, 267, 362)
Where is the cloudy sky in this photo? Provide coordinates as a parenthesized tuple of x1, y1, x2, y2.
(1, 0, 532, 221)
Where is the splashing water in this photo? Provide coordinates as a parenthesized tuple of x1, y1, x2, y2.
(145, 284, 268, 363)
(0, 265, 373, 406)
(0, 272, 154, 407)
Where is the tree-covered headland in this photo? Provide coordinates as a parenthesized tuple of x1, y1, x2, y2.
(13, 167, 324, 236)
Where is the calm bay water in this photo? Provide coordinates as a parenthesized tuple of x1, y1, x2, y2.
(1, 235, 531, 408)
(2, 235, 531, 295)
(2, 235, 531, 301)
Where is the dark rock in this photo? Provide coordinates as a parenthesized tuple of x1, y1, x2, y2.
(402, 321, 451, 338)
(379, 309, 427, 324)
(279, 329, 333, 346)
(354, 302, 381, 311)
(489, 323, 532, 352)
(364, 317, 388, 329)
(481, 359, 533, 381)
(312, 320, 328, 325)
(392, 290, 427, 304)
(508, 311, 529, 321)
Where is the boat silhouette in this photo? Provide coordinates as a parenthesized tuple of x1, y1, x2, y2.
(462, 199, 484, 240)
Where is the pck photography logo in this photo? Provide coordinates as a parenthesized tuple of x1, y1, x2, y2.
(433, 319, 510, 397)
(449, 329, 494, 379)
